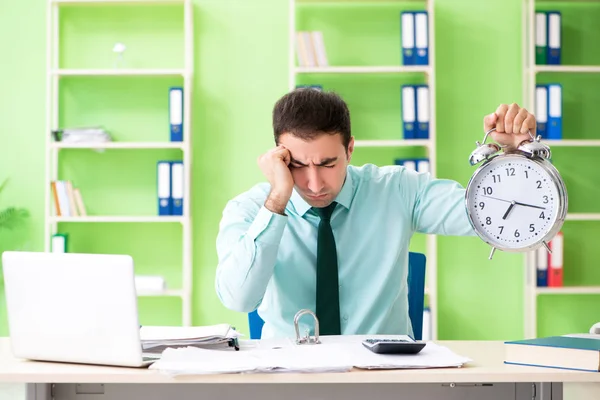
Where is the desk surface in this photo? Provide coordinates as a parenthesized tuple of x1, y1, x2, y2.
(0, 338, 599, 384)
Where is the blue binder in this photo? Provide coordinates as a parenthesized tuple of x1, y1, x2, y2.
(171, 161, 184, 216)
(536, 247, 548, 287)
(157, 161, 172, 216)
(535, 85, 548, 139)
(169, 87, 183, 142)
(415, 11, 429, 65)
(401, 12, 415, 65)
(416, 85, 429, 139)
(546, 11, 561, 65)
(401, 85, 416, 139)
(547, 83, 562, 140)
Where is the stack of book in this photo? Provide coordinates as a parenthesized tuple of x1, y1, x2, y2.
(295, 31, 328, 68)
(505, 334, 600, 372)
(50, 180, 87, 217)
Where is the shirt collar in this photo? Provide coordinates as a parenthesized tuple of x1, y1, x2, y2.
(290, 167, 355, 217)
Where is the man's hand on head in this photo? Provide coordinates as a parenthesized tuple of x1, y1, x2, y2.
(258, 145, 294, 215)
(484, 103, 537, 152)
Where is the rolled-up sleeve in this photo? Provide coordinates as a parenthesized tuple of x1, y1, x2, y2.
(215, 192, 288, 313)
(403, 170, 476, 236)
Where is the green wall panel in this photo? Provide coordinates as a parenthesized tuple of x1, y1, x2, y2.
(0, 0, 597, 340)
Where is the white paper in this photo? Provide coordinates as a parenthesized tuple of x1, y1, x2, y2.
(149, 335, 471, 376)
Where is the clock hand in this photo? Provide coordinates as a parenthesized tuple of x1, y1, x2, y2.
(481, 195, 512, 204)
(481, 195, 547, 210)
(502, 201, 516, 220)
(513, 201, 546, 210)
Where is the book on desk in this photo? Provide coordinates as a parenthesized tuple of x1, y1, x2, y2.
(504, 335, 600, 372)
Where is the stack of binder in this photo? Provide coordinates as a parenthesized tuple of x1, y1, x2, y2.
(401, 85, 429, 139)
(535, 11, 561, 65)
(401, 11, 429, 66)
(394, 158, 430, 173)
(535, 231, 564, 287)
(535, 83, 562, 139)
(157, 161, 184, 216)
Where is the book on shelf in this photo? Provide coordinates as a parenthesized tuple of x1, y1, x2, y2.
(535, 11, 561, 65)
(401, 84, 430, 139)
(535, 83, 561, 140)
(51, 233, 68, 253)
(401, 11, 429, 66)
(295, 31, 328, 68)
(504, 334, 600, 372)
(157, 160, 184, 216)
(536, 231, 563, 287)
(51, 180, 87, 217)
(394, 158, 429, 174)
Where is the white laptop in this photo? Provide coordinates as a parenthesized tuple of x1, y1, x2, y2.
(2, 251, 159, 367)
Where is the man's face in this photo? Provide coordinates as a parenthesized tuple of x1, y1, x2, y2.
(279, 132, 354, 208)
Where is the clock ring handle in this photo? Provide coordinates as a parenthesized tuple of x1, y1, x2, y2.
(481, 127, 536, 147)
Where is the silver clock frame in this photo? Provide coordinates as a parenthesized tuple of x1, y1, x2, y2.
(465, 130, 568, 260)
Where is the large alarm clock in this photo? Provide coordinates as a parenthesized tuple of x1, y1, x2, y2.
(465, 128, 568, 259)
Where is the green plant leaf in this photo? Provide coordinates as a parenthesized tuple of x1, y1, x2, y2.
(0, 207, 29, 230)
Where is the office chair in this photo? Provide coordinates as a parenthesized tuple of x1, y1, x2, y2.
(248, 252, 427, 340)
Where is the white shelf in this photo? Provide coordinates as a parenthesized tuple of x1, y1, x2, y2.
(565, 213, 600, 221)
(295, 66, 430, 74)
(297, 0, 426, 3)
(46, 0, 194, 326)
(544, 139, 600, 147)
(536, 286, 600, 295)
(137, 289, 185, 297)
(49, 216, 185, 223)
(52, 0, 187, 4)
(523, 0, 600, 338)
(51, 69, 187, 77)
(51, 142, 185, 150)
(354, 139, 432, 148)
(291, 0, 438, 340)
(535, 65, 600, 73)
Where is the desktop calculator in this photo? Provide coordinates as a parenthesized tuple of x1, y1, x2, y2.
(362, 338, 426, 355)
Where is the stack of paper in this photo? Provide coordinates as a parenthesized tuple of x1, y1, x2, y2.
(149, 335, 471, 376)
(140, 324, 241, 353)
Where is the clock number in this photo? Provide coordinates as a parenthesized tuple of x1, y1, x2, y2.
(543, 195, 549, 204)
(529, 224, 535, 232)
(498, 226, 504, 234)
(479, 202, 485, 210)
(506, 167, 515, 176)
(492, 174, 501, 183)
(539, 211, 545, 219)
(514, 229, 520, 238)
(524, 170, 529, 179)
(536, 180, 542, 189)
(486, 217, 492, 225)
(482, 187, 493, 195)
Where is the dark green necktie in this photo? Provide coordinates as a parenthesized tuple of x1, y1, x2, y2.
(314, 202, 341, 335)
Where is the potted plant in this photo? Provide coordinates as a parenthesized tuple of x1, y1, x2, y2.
(0, 179, 28, 231)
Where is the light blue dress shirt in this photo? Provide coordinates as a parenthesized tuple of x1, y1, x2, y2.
(215, 164, 475, 339)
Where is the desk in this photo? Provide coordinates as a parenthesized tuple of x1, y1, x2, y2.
(0, 338, 598, 400)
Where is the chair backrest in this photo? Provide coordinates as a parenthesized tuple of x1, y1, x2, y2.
(248, 252, 427, 340)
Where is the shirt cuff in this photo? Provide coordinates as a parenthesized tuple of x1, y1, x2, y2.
(246, 206, 288, 245)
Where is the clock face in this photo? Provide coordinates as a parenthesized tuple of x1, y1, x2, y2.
(466, 155, 562, 250)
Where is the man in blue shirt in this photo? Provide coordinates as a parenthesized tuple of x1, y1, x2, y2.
(215, 89, 537, 339)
